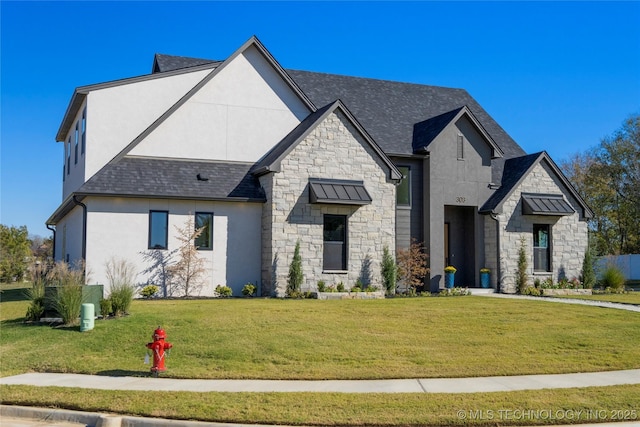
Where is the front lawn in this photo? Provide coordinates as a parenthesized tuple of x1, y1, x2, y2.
(2, 297, 639, 379)
(2, 296, 640, 426)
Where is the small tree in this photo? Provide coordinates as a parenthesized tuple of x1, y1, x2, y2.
(169, 216, 207, 297)
(396, 239, 429, 293)
(381, 245, 397, 295)
(0, 224, 31, 282)
(581, 244, 596, 289)
(287, 240, 303, 296)
(516, 236, 528, 293)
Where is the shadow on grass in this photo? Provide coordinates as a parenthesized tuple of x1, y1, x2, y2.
(97, 369, 151, 378)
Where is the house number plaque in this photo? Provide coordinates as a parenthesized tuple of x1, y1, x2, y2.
(456, 197, 466, 203)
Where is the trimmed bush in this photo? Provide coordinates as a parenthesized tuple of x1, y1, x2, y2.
(242, 283, 256, 297)
(216, 285, 232, 298)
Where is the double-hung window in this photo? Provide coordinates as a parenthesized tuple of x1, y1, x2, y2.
(323, 214, 347, 271)
(149, 211, 169, 249)
(195, 212, 213, 250)
(533, 224, 551, 272)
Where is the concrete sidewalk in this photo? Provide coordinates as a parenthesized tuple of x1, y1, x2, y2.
(2, 369, 639, 393)
(482, 292, 640, 312)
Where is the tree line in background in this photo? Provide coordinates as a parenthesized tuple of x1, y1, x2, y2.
(561, 113, 640, 256)
(0, 225, 52, 283)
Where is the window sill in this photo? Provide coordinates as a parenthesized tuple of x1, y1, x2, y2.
(323, 270, 348, 274)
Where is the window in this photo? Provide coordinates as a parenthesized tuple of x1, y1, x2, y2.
(74, 123, 79, 164)
(149, 211, 169, 249)
(66, 137, 71, 174)
(81, 109, 86, 155)
(195, 212, 213, 250)
(457, 134, 464, 159)
(323, 214, 347, 270)
(533, 224, 551, 272)
(396, 166, 411, 206)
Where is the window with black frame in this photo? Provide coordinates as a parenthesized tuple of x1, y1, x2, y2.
(533, 224, 551, 272)
(195, 212, 213, 250)
(323, 214, 347, 270)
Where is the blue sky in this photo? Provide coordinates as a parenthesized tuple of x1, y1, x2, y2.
(1, 1, 639, 237)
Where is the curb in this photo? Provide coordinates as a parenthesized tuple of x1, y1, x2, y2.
(0, 405, 281, 427)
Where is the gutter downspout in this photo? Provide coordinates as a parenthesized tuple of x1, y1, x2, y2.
(46, 224, 56, 261)
(72, 195, 87, 262)
(490, 213, 501, 293)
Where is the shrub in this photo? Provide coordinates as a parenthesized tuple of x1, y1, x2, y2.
(105, 258, 136, 317)
(438, 287, 470, 297)
(99, 298, 112, 318)
(317, 280, 326, 292)
(380, 246, 397, 295)
(397, 239, 429, 293)
(364, 285, 379, 292)
(516, 236, 528, 294)
(242, 283, 256, 297)
(216, 285, 232, 297)
(25, 282, 45, 321)
(351, 286, 362, 293)
(140, 285, 159, 299)
(581, 245, 596, 289)
(25, 264, 47, 321)
(336, 282, 345, 292)
(522, 286, 542, 296)
(286, 240, 303, 297)
(599, 264, 625, 290)
(47, 261, 85, 325)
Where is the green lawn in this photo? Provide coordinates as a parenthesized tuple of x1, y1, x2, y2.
(2, 296, 639, 379)
(2, 295, 639, 426)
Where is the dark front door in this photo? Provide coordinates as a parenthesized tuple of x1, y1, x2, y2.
(444, 206, 475, 287)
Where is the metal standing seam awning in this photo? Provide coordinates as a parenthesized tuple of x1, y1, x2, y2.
(309, 179, 372, 205)
(521, 194, 575, 216)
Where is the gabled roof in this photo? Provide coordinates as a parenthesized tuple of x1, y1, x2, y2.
(152, 53, 221, 73)
(412, 105, 504, 158)
(107, 36, 316, 166)
(285, 70, 525, 183)
(252, 100, 402, 181)
(56, 62, 218, 142)
(479, 151, 593, 219)
(47, 157, 265, 225)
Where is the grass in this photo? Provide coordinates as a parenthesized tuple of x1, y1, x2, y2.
(2, 297, 640, 379)
(2, 384, 639, 426)
(2, 294, 640, 426)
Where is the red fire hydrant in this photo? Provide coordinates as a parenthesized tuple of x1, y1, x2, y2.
(146, 326, 173, 376)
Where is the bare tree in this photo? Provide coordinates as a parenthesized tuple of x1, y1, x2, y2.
(168, 216, 208, 297)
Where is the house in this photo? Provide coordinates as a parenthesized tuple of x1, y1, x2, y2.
(47, 36, 592, 296)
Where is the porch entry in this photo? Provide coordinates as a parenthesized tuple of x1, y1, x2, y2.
(444, 206, 475, 287)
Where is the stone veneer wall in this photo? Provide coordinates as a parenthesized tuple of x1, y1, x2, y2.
(259, 111, 396, 296)
(486, 161, 588, 294)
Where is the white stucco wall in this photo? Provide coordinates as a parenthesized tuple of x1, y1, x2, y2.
(54, 205, 84, 266)
(61, 102, 87, 199)
(130, 45, 310, 162)
(69, 69, 211, 199)
(84, 197, 262, 297)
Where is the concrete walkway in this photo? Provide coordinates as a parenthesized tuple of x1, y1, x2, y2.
(481, 292, 640, 312)
(2, 369, 640, 393)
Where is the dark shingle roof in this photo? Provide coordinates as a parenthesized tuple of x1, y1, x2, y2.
(480, 152, 542, 213)
(285, 70, 526, 182)
(78, 157, 265, 201)
(152, 54, 220, 73)
(412, 107, 465, 152)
